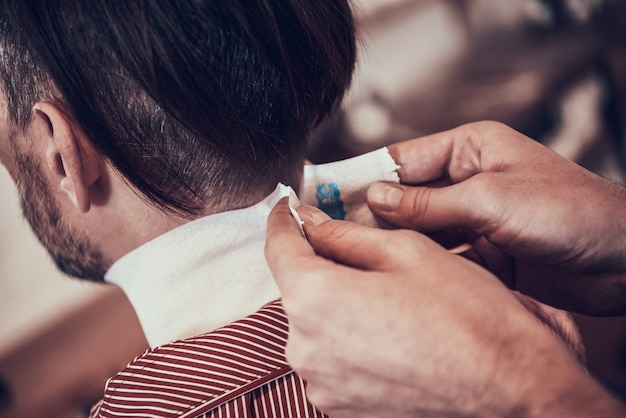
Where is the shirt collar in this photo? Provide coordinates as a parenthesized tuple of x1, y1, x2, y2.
(106, 148, 400, 348)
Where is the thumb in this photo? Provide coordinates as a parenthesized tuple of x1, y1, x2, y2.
(366, 181, 483, 232)
(298, 205, 432, 271)
(265, 198, 326, 293)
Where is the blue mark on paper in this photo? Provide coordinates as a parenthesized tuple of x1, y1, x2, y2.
(316, 182, 346, 220)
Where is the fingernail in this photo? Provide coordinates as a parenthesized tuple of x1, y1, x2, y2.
(367, 183, 404, 211)
(297, 205, 331, 225)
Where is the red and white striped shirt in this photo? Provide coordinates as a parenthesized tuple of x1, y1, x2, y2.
(90, 300, 327, 418)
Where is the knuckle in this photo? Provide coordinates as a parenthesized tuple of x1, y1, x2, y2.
(399, 187, 432, 228)
(319, 220, 359, 243)
(285, 339, 311, 375)
(454, 120, 509, 153)
(280, 285, 313, 322)
(482, 120, 507, 131)
(263, 238, 280, 261)
(463, 120, 507, 134)
(281, 281, 333, 329)
(305, 384, 338, 414)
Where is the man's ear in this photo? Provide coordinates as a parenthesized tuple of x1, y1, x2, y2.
(32, 102, 103, 213)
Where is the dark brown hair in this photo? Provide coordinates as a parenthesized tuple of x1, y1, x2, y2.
(0, 0, 356, 216)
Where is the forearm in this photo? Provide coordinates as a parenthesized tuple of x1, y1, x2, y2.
(524, 365, 626, 418)
(500, 325, 626, 418)
(437, 310, 626, 418)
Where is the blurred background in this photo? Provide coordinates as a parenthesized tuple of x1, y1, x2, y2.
(1, 0, 625, 417)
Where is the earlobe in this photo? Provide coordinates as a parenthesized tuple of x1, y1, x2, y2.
(32, 102, 102, 213)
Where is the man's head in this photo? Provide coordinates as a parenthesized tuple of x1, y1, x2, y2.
(0, 0, 356, 280)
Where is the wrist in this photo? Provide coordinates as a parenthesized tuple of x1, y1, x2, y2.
(523, 370, 626, 418)
(501, 320, 625, 418)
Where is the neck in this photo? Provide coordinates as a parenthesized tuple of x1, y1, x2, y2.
(93, 174, 188, 268)
(105, 148, 400, 347)
(105, 185, 293, 347)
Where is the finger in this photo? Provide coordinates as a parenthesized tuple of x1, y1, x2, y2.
(387, 134, 451, 184)
(298, 205, 432, 271)
(366, 181, 487, 232)
(265, 198, 323, 292)
(388, 125, 477, 184)
(388, 121, 517, 184)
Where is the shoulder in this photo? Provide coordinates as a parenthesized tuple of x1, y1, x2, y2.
(91, 301, 325, 417)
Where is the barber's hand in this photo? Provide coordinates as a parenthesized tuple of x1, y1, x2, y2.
(368, 121, 626, 315)
(265, 199, 623, 418)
